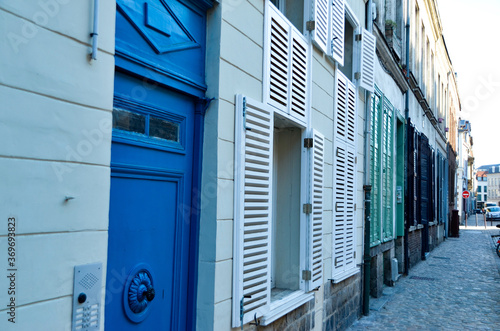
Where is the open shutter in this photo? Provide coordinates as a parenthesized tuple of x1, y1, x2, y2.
(312, 0, 329, 54)
(268, 8, 289, 112)
(358, 28, 376, 92)
(266, 5, 309, 122)
(330, 0, 345, 65)
(334, 72, 348, 139)
(290, 30, 308, 120)
(307, 130, 324, 291)
(233, 95, 273, 328)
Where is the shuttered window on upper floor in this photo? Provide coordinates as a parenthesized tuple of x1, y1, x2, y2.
(266, 3, 308, 123)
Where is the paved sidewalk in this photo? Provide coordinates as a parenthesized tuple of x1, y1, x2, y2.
(348, 223, 500, 330)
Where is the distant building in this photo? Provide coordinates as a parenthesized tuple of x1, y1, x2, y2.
(475, 170, 488, 208)
(478, 164, 500, 206)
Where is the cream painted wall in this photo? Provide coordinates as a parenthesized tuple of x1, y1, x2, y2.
(201, 1, 368, 329)
(0, 1, 115, 329)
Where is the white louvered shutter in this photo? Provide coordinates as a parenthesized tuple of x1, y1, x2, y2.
(343, 143, 356, 269)
(290, 30, 308, 120)
(330, 0, 345, 65)
(344, 80, 357, 269)
(332, 72, 357, 279)
(266, 4, 309, 122)
(307, 130, 324, 291)
(334, 72, 348, 139)
(268, 8, 289, 112)
(333, 141, 347, 275)
(346, 78, 356, 145)
(358, 28, 376, 92)
(233, 95, 273, 328)
(311, 0, 329, 54)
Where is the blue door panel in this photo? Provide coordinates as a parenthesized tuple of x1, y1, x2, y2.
(106, 173, 179, 330)
(106, 79, 193, 330)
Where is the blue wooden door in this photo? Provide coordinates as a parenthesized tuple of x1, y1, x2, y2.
(105, 72, 194, 330)
(106, 1, 212, 328)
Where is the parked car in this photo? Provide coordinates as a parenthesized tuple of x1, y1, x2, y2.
(485, 202, 497, 208)
(485, 206, 500, 220)
(472, 209, 483, 214)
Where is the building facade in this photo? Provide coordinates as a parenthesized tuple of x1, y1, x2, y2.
(0, 0, 214, 330)
(0, 0, 463, 330)
(478, 164, 500, 206)
(475, 170, 487, 209)
(457, 120, 474, 218)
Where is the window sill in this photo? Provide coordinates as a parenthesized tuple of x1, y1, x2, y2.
(330, 267, 360, 284)
(260, 291, 314, 326)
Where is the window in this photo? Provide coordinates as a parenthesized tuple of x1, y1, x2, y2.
(112, 101, 184, 150)
(477, 194, 481, 201)
(478, 186, 481, 193)
(485, 194, 487, 201)
(271, 115, 302, 299)
(270, 0, 304, 32)
(339, 18, 354, 80)
(232, 95, 324, 327)
(413, 5, 419, 73)
(340, 4, 376, 91)
(266, 3, 308, 123)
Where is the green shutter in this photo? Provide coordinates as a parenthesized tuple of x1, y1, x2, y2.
(382, 101, 394, 241)
(370, 92, 381, 246)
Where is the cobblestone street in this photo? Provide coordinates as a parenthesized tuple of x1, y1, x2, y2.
(348, 220, 500, 330)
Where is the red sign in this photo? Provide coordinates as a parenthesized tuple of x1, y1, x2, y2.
(462, 190, 470, 199)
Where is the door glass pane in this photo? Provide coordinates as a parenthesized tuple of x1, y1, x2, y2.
(149, 116, 179, 142)
(113, 109, 146, 134)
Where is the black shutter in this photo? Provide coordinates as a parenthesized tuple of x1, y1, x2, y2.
(406, 123, 417, 228)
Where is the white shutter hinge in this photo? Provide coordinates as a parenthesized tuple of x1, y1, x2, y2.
(306, 20, 315, 31)
(355, 156, 357, 164)
(354, 72, 361, 80)
(304, 138, 313, 148)
(355, 34, 362, 41)
(302, 270, 312, 281)
(354, 251, 356, 259)
(334, 257, 338, 267)
(303, 203, 313, 214)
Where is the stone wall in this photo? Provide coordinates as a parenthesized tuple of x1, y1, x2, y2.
(258, 299, 316, 331)
(408, 227, 422, 268)
(323, 274, 362, 331)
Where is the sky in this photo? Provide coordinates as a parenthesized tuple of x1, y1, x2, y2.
(437, 0, 500, 167)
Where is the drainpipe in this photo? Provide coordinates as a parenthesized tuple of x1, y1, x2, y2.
(362, 0, 374, 317)
(403, 0, 411, 275)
